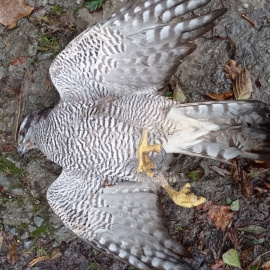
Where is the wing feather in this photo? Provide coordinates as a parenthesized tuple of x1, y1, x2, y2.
(49, 0, 226, 102)
(47, 169, 194, 270)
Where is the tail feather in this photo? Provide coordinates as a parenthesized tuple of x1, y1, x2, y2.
(164, 100, 270, 162)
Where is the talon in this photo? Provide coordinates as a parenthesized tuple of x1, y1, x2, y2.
(137, 129, 162, 178)
(163, 183, 206, 208)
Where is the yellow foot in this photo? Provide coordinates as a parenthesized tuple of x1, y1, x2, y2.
(137, 129, 162, 178)
(163, 183, 206, 208)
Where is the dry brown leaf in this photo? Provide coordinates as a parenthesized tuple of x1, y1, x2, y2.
(255, 77, 262, 89)
(264, 181, 270, 190)
(201, 201, 234, 231)
(231, 160, 252, 198)
(11, 56, 28, 66)
(208, 205, 234, 231)
(225, 60, 252, 99)
(263, 260, 270, 270)
(206, 91, 234, 100)
(227, 228, 242, 251)
(211, 259, 226, 269)
(241, 246, 255, 266)
(0, 0, 34, 29)
(250, 160, 270, 169)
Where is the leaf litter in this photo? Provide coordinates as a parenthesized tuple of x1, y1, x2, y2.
(225, 60, 253, 100)
(0, 0, 34, 29)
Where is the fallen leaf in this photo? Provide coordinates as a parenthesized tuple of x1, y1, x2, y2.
(230, 199, 240, 212)
(206, 91, 234, 100)
(231, 160, 252, 198)
(0, 0, 34, 29)
(249, 161, 270, 169)
(255, 77, 262, 89)
(211, 259, 226, 269)
(11, 56, 28, 66)
(264, 181, 270, 190)
(241, 246, 256, 267)
(201, 201, 234, 231)
(222, 249, 242, 268)
(225, 60, 252, 99)
(237, 225, 268, 235)
(173, 83, 186, 102)
(263, 260, 270, 270)
(227, 227, 242, 251)
(253, 186, 268, 195)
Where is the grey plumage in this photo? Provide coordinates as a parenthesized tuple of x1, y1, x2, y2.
(17, 0, 270, 269)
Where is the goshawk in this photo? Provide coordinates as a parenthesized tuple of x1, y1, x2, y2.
(17, 0, 270, 269)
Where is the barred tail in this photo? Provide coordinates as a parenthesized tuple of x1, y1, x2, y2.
(164, 100, 270, 162)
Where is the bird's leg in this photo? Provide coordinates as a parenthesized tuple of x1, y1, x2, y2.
(137, 129, 162, 178)
(157, 175, 206, 208)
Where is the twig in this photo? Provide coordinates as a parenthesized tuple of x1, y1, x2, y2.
(14, 92, 22, 142)
(241, 14, 259, 30)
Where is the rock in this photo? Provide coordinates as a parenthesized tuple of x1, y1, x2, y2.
(34, 216, 44, 227)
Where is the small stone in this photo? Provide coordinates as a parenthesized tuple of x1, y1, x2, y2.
(24, 240, 32, 249)
(37, 52, 54, 61)
(9, 227, 18, 236)
(34, 216, 44, 227)
(28, 225, 36, 233)
(21, 231, 29, 240)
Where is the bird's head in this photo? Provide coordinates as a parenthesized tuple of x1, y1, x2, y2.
(17, 111, 40, 156)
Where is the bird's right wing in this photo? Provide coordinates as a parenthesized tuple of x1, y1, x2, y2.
(49, 0, 226, 102)
(47, 169, 194, 270)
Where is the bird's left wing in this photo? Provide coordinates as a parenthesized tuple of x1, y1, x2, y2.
(49, 0, 226, 103)
(47, 169, 194, 270)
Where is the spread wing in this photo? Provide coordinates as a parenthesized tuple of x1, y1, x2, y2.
(47, 169, 194, 270)
(49, 0, 226, 102)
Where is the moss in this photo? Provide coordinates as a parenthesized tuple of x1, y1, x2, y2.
(0, 154, 22, 175)
(31, 225, 49, 238)
(31, 222, 55, 238)
(51, 5, 62, 15)
(16, 222, 29, 232)
(16, 197, 24, 207)
(186, 167, 204, 182)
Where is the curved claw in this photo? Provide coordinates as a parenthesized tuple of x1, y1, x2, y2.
(158, 147, 167, 164)
(137, 129, 162, 178)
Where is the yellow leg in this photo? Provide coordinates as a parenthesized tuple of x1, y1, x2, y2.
(137, 129, 162, 178)
(163, 183, 206, 208)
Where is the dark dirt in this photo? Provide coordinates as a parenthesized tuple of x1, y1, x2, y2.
(0, 0, 270, 270)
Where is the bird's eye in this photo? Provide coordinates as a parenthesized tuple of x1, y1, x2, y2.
(20, 130, 25, 136)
